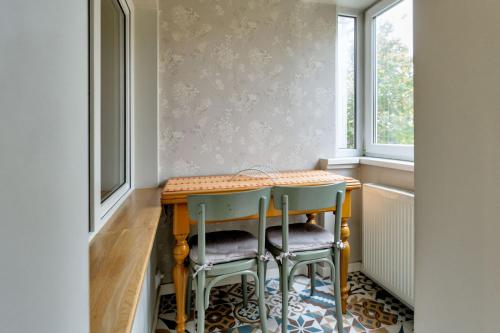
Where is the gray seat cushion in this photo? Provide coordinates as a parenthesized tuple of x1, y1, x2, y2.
(266, 223, 334, 252)
(189, 230, 258, 265)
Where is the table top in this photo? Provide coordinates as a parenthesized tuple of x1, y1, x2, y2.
(161, 170, 361, 204)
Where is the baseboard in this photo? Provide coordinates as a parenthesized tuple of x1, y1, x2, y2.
(348, 262, 362, 272)
(158, 262, 362, 296)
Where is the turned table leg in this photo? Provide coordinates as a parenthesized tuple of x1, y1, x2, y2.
(306, 213, 317, 224)
(340, 190, 353, 313)
(172, 204, 190, 333)
(173, 234, 188, 332)
(340, 216, 350, 313)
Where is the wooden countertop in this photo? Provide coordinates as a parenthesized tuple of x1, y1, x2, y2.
(90, 188, 163, 333)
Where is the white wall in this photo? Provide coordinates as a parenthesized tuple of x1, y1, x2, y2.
(414, 1, 500, 332)
(0, 2, 89, 333)
(360, 165, 413, 192)
(133, 0, 159, 188)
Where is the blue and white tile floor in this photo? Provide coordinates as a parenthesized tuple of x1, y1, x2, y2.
(156, 272, 414, 333)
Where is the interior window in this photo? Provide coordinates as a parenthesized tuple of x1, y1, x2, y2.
(337, 15, 357, 150)
(100, 0, 127, 202)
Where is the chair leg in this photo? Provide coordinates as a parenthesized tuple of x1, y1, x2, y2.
(310, 263, 316, 296)
(241, 274, 248, 308)
(281, 259, 289, 333)
(186, 273, 193, 317)
(332, 253, 344, 333)
(331, 262, 335, 283)
(276, 261, 283, 291)
(196, 271, 206, 333)
(257, 261, 268, 332)
(263, 260, 268, 286)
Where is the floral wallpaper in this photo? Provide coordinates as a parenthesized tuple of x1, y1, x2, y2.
(158, 0, 337, 181)
(157, 0, 337, 283)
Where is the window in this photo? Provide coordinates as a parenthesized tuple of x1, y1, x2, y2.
(90, 0, 132, 233)
(365, 0, 414, 160)
(337, 15, 357, 150)
(336, 11, 361, 157)
(100, 0, 127, 202)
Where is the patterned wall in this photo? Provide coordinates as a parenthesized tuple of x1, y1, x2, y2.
(157, 0, 337, 283)
(158, 0, 337, 181)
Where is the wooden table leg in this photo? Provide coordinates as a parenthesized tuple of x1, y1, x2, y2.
(172, 204, 190, 333)
(340, 216, 350, 313)
(340, 191, 353, 313)
(306, 213, 317, 224)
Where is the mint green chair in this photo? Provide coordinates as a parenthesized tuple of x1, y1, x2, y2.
(266, 183, 346, 333)
(186, 188, 271, 333)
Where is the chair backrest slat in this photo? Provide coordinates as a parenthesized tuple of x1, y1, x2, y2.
(272, 183, 347, 212)
(187, 188, 272, 265)
(187, 188, 272, 222)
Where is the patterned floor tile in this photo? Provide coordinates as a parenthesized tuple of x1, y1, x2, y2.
(155, 272, 414, 333)
(209, 281, 258, 305)
(228, 325, 262, 333)
(159, 293, 178, 315)
(205, 303, 238, 332)
(284, 312, 329, 333)
(265, 278, 281, 295)
(266, 290, 309, 318)
(234, 300, 269, 324)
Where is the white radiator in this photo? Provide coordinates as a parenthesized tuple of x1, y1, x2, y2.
(362, 184, 415, 307)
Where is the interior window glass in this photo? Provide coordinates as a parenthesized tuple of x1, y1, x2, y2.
(338, 15, 357, 149)
(374, 0, 414, 145)
(100, 0, 126, 202)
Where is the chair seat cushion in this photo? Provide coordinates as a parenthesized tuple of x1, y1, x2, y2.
(266, 223, 334, 252)
(189, 230, 258, 265)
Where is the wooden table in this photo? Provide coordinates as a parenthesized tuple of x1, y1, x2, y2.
(161, 170, 361, 333)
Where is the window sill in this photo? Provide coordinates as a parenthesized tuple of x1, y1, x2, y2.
(319, 157, 414, 172)
(89, 188, 162, 333)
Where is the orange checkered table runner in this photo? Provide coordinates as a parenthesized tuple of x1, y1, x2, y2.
(161, 170, 361, 203)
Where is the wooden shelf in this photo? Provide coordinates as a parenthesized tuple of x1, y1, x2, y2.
(90, 188, 163, 333)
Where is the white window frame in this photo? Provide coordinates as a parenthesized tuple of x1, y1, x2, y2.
(335, 8, 363, 158)
(364, 0, 414, 161)
(89, 0, 134, 234)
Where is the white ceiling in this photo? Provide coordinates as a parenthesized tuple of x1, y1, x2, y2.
(132, 0, 379, 11)
(301, 0, 379, 10)
(130, 0, 157, 9)
(336, 0, 379, 9)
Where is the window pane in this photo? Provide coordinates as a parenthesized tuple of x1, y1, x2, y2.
(338, 16, 356, 149)
(375, 0, 414, 144)
(101, 0, 126, 202)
